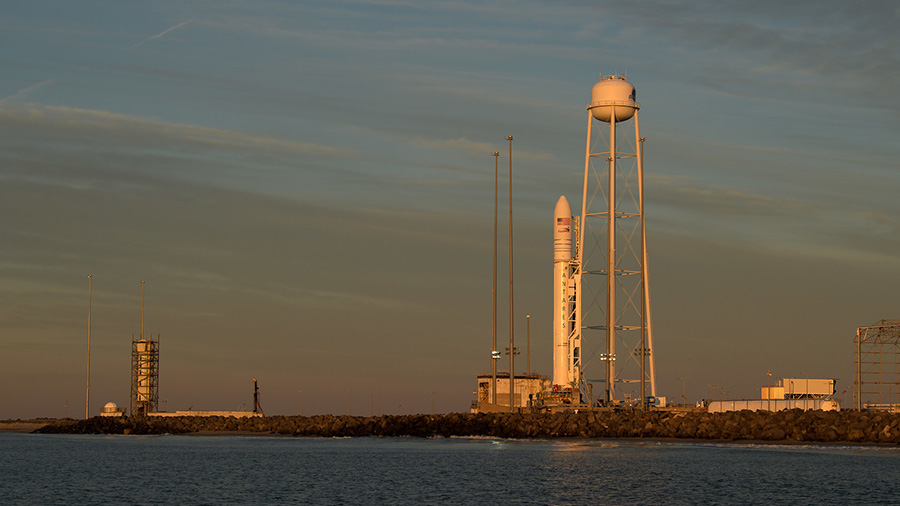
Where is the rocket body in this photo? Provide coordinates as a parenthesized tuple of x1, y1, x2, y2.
(553, 196, 573, 389)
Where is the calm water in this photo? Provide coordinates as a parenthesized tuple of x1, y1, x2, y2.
(2, 433, 899, 505)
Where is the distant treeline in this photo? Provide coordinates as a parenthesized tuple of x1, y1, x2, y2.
(32, 409, 900, 444)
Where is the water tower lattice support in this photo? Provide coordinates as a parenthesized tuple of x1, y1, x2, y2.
(578, 75, 656, 405)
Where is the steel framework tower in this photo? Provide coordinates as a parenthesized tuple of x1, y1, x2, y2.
(854, 320, 900, 411)
(130, 336, 159, 416)
(130, 281, 159, 416)
(577, 75, 656, 406)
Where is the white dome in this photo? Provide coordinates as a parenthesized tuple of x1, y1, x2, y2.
(103, 402, 118, 410)
(588, 75, 638, 123)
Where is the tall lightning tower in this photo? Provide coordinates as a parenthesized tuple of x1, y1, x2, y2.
(130, 281, 159, 416)
(577, 74, 656, 406)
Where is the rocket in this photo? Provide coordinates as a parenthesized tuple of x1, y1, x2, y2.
(553, 196, 573, 389)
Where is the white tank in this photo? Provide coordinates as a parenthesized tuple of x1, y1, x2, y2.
(589, 75, 638, 123)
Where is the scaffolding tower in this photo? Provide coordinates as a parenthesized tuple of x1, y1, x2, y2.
(854, 320, 900, 411)
(131, 335, 159, 416)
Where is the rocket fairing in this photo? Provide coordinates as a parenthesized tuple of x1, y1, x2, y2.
(553, 196, 573, 389)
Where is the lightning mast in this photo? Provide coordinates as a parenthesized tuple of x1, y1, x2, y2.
(130, 281, 159, 416)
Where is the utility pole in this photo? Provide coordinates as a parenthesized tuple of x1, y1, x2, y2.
(507, 135, 515, 413)
(85, 274, 92, 420)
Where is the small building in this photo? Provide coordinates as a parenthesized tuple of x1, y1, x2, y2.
(472, 373, 549, 413)
(710, 377, 840, 413)
(761, 378, 836, 400)
(100, 402, 126, 417)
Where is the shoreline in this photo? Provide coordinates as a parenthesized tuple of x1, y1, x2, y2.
(9, 428, 900, 449)
(0, 421, 50, 433)
(18, 410, 900, 445)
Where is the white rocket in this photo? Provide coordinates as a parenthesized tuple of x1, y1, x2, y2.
(553, 196, 574, 389)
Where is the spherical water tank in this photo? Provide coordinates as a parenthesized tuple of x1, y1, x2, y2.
(588, 75, 638, 123)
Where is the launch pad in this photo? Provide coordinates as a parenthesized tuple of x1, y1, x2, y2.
(473, 74, 657, 413)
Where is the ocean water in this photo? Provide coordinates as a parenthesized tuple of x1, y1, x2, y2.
(2, 434, 899, 505)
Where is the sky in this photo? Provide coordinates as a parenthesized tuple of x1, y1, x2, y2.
(2, 0, 899, 419)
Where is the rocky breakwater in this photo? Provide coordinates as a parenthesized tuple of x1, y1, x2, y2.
(33, 409, 900, 444)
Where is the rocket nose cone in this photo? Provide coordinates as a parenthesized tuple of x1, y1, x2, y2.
(554, 195, 571, 217)
(554, 195, 573, 262)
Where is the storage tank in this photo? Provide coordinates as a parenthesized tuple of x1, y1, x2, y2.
(588, 75, 638, 123)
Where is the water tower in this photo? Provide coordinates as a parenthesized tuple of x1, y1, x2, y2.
(576, 75, 656, 406)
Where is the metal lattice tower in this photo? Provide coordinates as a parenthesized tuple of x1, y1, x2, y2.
(130, 336, 159, 416)
(854, 320, 900, 411)
(577, 75, 656, 406)
(129, 281, 159, 416)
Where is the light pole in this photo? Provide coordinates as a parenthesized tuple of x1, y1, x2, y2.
(85, 274, 92, 420)
(707, 384, 718, 408)
(431, 391, 436, 415)
(803, 371, 808, 410)
(491, 151, 499, 406)
(766, 371, 772, 411)
(526, 314, 531, 375)
(678, 377, 690, 406)
(507, 135, 515, 413)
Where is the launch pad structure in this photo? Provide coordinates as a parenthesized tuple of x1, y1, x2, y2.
(549, 74, 656, 409)
(473, 75, 658, 413)
(854, 320, 900, 411)
(131, 335, 159, 416)
(130, 281, 159, 417)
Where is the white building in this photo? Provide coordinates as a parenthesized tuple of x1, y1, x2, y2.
(761, 378, 836, 400)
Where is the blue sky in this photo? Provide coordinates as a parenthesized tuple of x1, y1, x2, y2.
(2, 0, 899, 418)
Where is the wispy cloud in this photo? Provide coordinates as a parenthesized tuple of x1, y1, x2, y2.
(0, 104, 346, 158)
(128, 20, 192, 50)
(409, 136, 555, 161)
(0, 79, 54, 105)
